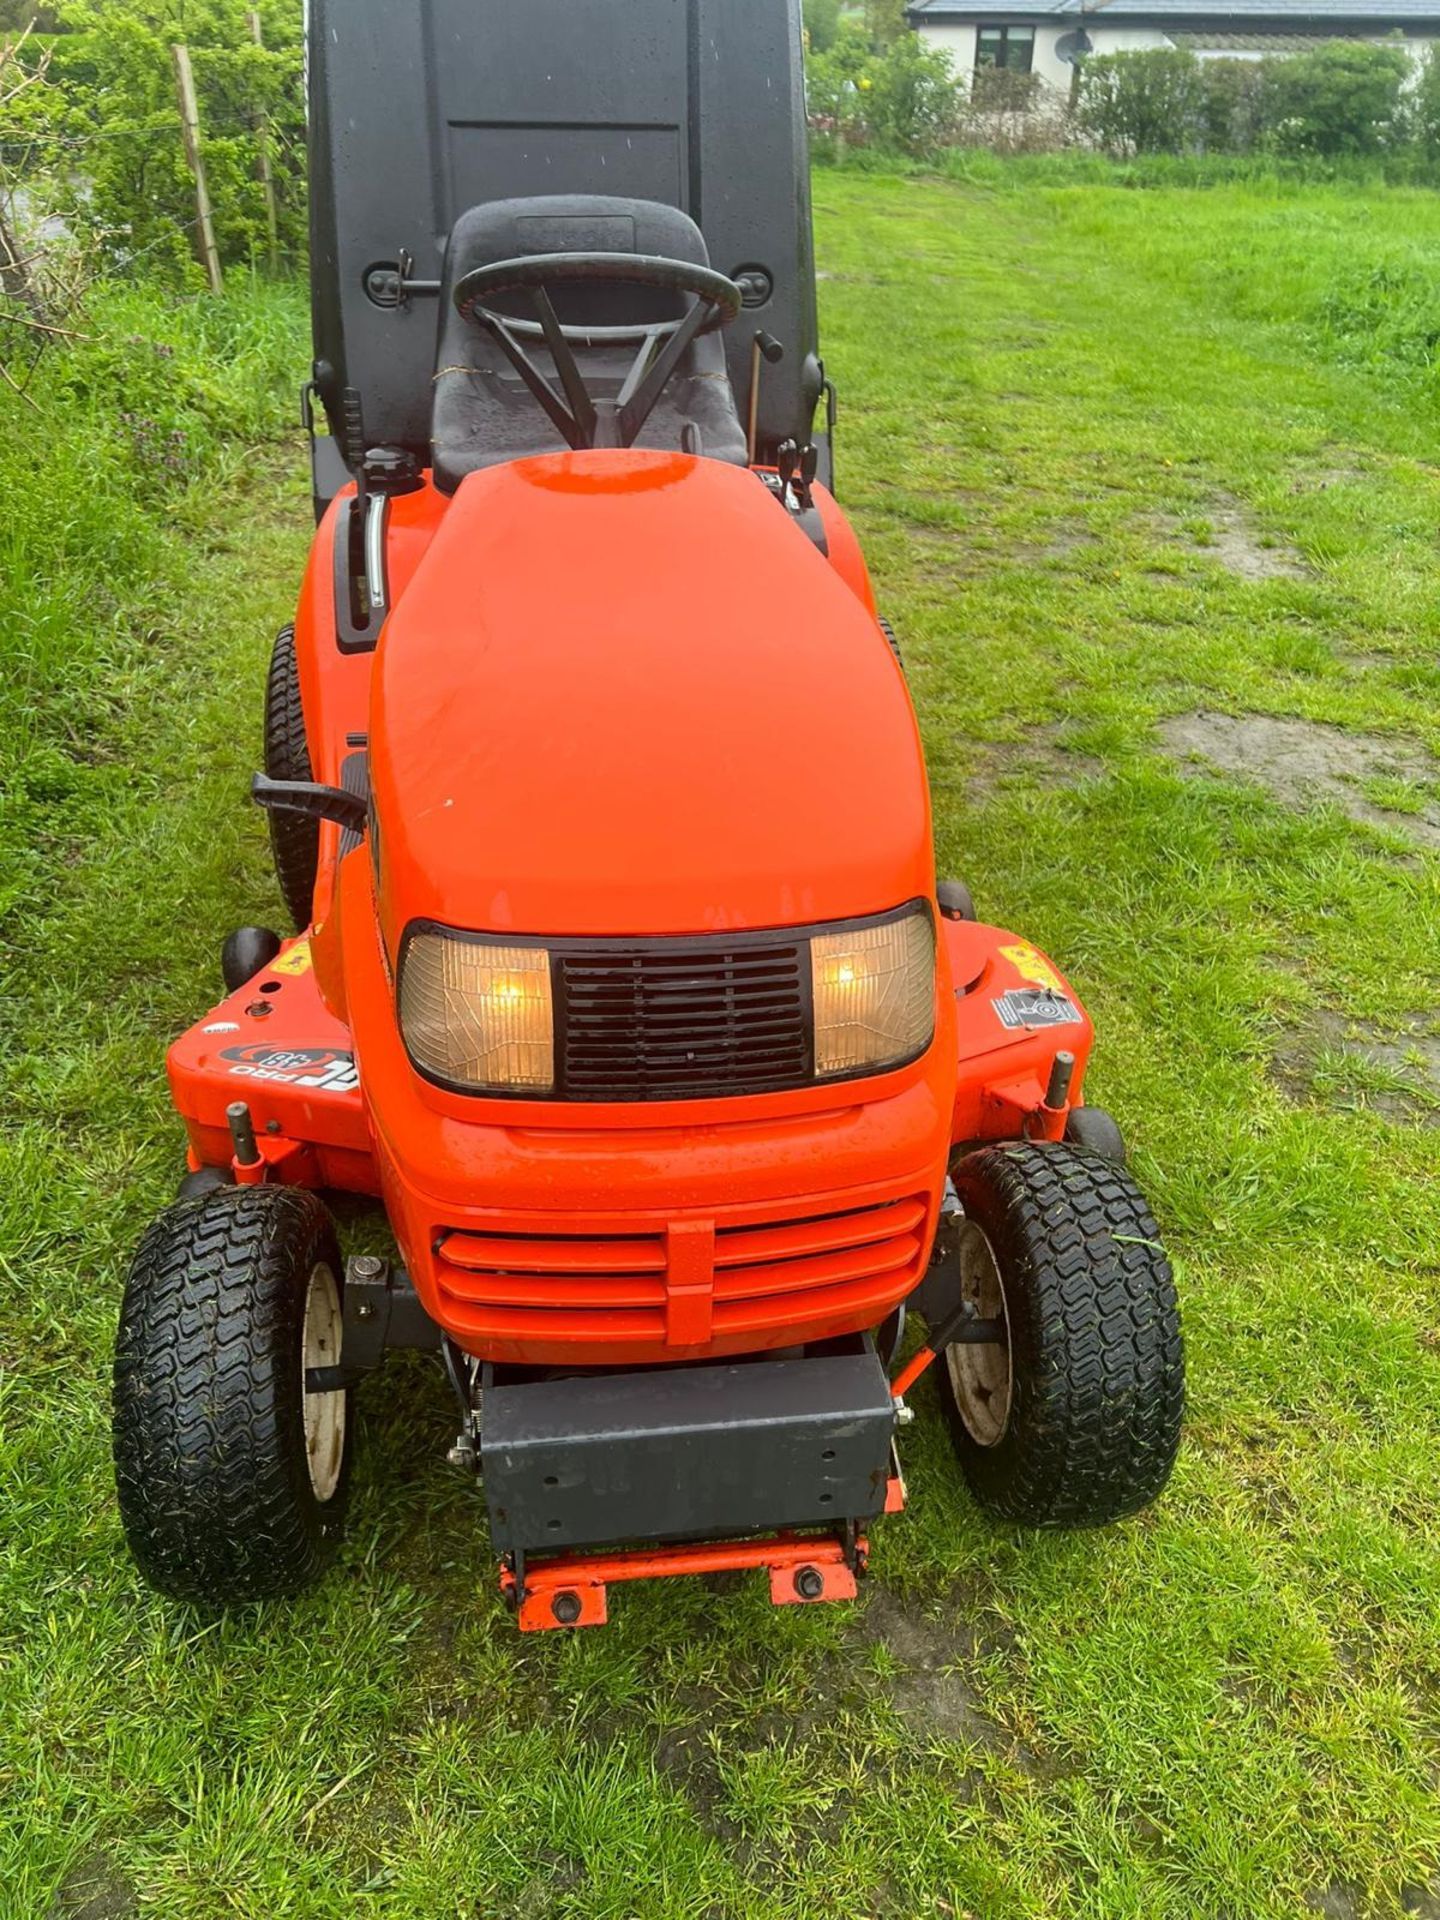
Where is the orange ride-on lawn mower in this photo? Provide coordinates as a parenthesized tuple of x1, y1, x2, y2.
(112, 0, 1183, 1630)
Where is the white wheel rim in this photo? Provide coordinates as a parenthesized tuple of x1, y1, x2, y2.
(302, 1261, 346, 1502)
(945, 1221, 1013, 1448)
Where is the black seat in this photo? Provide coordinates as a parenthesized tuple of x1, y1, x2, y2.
(431, 194, 749, 493)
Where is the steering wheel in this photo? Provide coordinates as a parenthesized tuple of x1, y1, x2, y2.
(453, 251, 742, 453)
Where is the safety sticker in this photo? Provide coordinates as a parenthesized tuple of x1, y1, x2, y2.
(999, 942, 1065, 993)
(220, 1043, 359, 1093)
(270, 941, 313, 977)
(993, 988, 1082, 1032)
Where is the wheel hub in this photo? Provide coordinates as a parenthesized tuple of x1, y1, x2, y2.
(302, 1261, 346, 1501)
(945, 1221, 1012, 1448)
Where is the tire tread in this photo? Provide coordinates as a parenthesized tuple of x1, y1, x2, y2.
(112, 1186, 347, 1604)
(263, 623, 319, 933)
(943, 1141, 1183, 1527)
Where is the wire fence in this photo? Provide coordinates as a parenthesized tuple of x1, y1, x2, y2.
(1, 26, 307, 395)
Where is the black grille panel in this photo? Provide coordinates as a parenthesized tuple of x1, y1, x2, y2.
(556, 940, 811, 1101)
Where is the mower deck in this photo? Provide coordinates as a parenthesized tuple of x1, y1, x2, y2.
(168, 936, 374, 1193)
(170, 917, 1093, 1197)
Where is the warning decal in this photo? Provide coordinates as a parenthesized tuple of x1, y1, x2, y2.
(993, 988, 1082, 1032)
(219, 1044, 359, 1093)
(270, 941, 313, 977)
(999, 942, 1065, 993)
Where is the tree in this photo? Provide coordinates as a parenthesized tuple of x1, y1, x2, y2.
(0, 3, 64, 31)
(803, 0, 842, 53)
(863, 0, 907, 48)
(52, 0, 304, 278)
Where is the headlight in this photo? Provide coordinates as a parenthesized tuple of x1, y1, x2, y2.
(399, 931, 554, 1092)
(811, 906, 935, 1078)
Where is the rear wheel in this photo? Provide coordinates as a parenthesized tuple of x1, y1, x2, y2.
(937, 1141, 1183, 1526)
(264, 623, 319, 933)
(113, 1186, 351, 1603)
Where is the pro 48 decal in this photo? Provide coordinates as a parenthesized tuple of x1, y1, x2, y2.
(993, 988, 1082, 1032)
(220, 1044, 359, 1093)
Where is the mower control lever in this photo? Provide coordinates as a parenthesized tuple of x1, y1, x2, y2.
(251, 773, 368, 836)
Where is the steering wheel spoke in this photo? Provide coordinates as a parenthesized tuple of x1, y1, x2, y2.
(615, 324, 669, 411)
(530, 286, 597, 445)
(453, 250, 742, 454)
(484, 311, 589, 450)
(615, 300, 711, 448)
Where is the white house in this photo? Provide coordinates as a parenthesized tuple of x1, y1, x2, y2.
(907, 0, 1440, 94)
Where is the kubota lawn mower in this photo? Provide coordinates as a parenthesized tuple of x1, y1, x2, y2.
(112, 0, 1183, 1629)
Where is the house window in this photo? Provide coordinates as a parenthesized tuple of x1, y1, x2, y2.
(976, 26, 1035, 72)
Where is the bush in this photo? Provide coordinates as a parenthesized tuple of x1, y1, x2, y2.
(1258, 38, 1408, 157)
(808, 25, 963, 154)
(1076, 46, 1204, 155)
(865, 32, 962, 150)
(1197, 57, 1268, 153)
(1071, 39, 1413, 161)
(1408, 43, 1440, 156)
(957, 66, 1073, 155)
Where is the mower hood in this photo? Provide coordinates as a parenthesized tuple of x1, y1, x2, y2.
(369, 451, 932, 943)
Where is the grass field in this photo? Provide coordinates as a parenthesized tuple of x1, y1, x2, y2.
(3, 172, 1439, 1919)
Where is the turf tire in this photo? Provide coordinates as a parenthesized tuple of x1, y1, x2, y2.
(113, 1186, 351, 1604)
(878, 614, 903, 667)
(938, 1141, 1183, 1527)
(264, 623, 319, 933)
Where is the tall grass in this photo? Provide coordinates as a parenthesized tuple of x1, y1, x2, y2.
(815, 140, 1440, 193)
(0, 278, 305, 927)
(815, 149, 1440, 405)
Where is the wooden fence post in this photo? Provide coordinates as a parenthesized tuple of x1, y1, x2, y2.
(171, 42, 223, 295)
(246, 11, 280, 274)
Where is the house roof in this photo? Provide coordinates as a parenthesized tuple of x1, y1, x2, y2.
(1169, 24, 1372, 37)
(908, 0, 1440, 21)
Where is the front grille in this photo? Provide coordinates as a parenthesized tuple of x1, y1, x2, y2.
(434, 1193, 931, 1348)
(554, 938, 810, 1101)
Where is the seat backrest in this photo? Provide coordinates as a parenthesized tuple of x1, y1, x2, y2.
(440, 195, 712, 332)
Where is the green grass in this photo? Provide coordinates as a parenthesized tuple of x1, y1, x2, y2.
(3, 173, 1440, 1917)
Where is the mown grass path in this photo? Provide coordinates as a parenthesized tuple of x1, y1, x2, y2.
(3, 177, 1438, 1918)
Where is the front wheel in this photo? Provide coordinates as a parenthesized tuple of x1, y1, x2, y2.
(113, 1186, 351, 1603)
(937, 1141, 1183, 1527)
